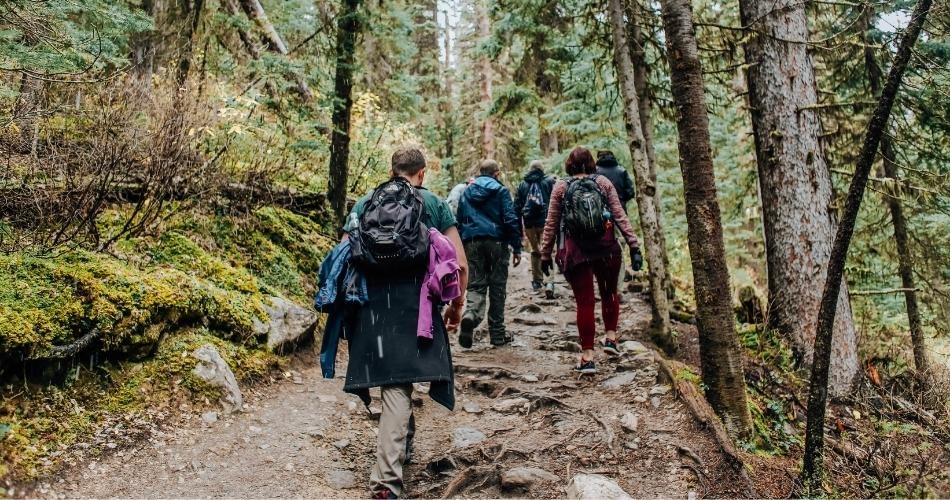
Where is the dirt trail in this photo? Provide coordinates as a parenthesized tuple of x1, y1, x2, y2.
(49, 264, 744, 498)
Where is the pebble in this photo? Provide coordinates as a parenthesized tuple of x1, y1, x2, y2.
(201, 411, 219, 425)
(651, 396, 662, 408)
(452, 427, 486, 449)
(620, 412, 639, 433)
(325, 468, 357, 489)
(500, 467, 558, 490)
(463, 402, 483, 414)
(521, 374, 539, 383)
(333, 439, 350, 450)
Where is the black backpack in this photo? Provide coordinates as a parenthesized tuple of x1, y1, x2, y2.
(349, 178, 430, 272)
(562, 175, 608, 241)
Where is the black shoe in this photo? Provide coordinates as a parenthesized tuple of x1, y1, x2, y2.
(573, 359, 597, 374)
(544, 283, 555, 299)
(531, 280, 542, 291)
(490, 333, 513, 347)
(603, 338, 621, 356)
(459, 317, 474, 348)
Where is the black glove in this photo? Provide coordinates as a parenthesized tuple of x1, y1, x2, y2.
(631, 247, 643, 271)
(541, 257, 553, 276)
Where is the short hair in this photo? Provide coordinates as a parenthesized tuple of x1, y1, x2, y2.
(565, 146, 596, 175)
(529, 160, 544, 171)
(479, 159, 500, 176)
(596, 150, 614, 160)
(392, 146, 427, 175)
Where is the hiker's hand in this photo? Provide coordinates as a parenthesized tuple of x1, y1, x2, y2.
(540, 256, 553, 276)
(444, 299, 464, 332)
(631, 247, 643, 272)
(512, 253, 522, 267)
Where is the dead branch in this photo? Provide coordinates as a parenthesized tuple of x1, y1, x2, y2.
(43, 329, 99, 359)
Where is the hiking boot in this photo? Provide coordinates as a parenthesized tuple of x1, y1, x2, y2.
(491, 333, 513, 347)
(458, 317, 475, 348)
(603, 338, 621, 356)
(573, 358, 597, 374)
(531, 280, 542, 291)
(371, 488, 397, 499)
(544, 283, 555, 299)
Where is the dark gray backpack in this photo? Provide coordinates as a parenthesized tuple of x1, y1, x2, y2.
(349, 178, 429, 272)
(563, 175, 608, 241)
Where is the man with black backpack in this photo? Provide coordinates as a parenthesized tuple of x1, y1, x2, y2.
(596, 150, 641, 289)
(341, 146, 468, 499)
(456, 159, 522, 348)
(514, 160, 556, 294)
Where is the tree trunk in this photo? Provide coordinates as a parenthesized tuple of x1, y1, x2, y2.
(238, 0, 312, 101)
(131, 0, 159, 86)
(801, 0, 932, 490)
(327, 0, 361, 226)
(176, 0, 205, 86)
(440, 9, 456, 166)
(13, 72, 43, 156)
(607, 0, 675, 353)
(476, 0, 495, 159)
(627, 0, 673, 300)
(738, 0, 858, 396)
(862, 14, 929, 375)
(658, 0, 752, 439)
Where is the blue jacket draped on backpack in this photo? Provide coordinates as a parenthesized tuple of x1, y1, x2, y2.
(457, 175, 523, 252)
(314, 239, 367, 379)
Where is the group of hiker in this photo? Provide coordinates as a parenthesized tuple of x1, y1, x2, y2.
(315, 145, 643, 499)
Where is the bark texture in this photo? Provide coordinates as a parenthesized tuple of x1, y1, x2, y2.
(863, 17, 929, 375)
(659, 0, 752, 439)
(738, 0, 858, 395)
(327, 0, 361, 226)
(801, 0, 932, 490)
(607, 0, 674, 352)
(176, 0, 205, 85)
(627, 0, 673, 300)
(476, 0, 495, 159)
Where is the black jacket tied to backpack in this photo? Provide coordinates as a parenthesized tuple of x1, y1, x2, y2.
(595, 152, 635, 212)
(514, 169, 556, 228)
(457, 175, 523, 253)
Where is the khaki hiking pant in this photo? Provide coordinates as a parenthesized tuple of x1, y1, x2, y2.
(525, 226, 544, 283)
(370, 384, 414, 496)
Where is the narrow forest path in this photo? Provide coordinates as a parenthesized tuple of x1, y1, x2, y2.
(52, 264, 747, 498)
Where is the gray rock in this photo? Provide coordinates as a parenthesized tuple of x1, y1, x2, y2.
(566, 474, 632, 500)
(620, 412, 639, 433)
(513, 314, 558, 326)
(325, 468, 357, 489)
(253, 296, 317, 353)
(649, 385, 671, 396)
(452, 427, 486, 449)
(601, 372, 637, 389)
(191, 345, 243, 413)
(521, 374, 540, 383)
(201, 411, 219, 425)
(332, 439, 350, 450)
(500, 467, 558, 490)
(651, 396, 662, 408)
(492, 397, 530, 413)
(620, 341, 648, 353)
(463, 402, 483, 414)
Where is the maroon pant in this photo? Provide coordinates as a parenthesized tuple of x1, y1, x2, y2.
(564, 252, 622, 350)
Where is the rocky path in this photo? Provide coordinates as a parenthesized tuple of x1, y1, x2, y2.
(51, 264, 745, 498)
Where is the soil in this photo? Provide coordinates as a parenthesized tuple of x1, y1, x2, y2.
(36, 265, 758, 498)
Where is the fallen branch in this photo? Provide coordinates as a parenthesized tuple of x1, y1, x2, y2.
(43, 329, 99, 359)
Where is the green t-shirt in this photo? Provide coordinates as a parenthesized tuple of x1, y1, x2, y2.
(343, 185, 457, 233)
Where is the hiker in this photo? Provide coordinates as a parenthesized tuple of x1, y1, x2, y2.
(539, 146, 642, 374)
(445, 177, 475, 216)
(326, 146, 469, 499)
(514, 159, 556, 296)
(595, 150, 639, 289)
(456, 159, 522, 348)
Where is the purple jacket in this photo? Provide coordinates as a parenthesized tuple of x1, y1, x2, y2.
(418, 228, 461, 339)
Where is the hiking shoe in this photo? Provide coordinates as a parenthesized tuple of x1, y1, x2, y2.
(573, 359, 597, 374)
(531, 280, 542, 291)
(371, 488, 397, 499)
(491, 333, 514, 347)
(458, 317, 474, 348)
(603, 338, 621, 356)
(544, 283, 555, 299)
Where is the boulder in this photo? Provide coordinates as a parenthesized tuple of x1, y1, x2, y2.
(452, 427, 486, 449)
(191, 345, 243, 413)
(253, 296, 317, 353)
(601, 372, 637, 389)
(566, 474, 632, 500)
(501, 467, 558, 491)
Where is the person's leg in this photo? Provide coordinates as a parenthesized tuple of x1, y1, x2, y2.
(461, 241, 488, 346)
(594, 252, 622, 341)
(526, 227, 543, 286)
(565, 263, 596, 358)
(370, 384, 414, 497)
(487, 241, 511, 344)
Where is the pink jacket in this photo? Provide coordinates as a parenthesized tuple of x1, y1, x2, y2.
(418, 228, 462, 339)
(540, 174, 639, 257)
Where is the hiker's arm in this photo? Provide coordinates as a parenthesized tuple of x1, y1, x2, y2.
(539, 181, 565, 257)
(443, 225, 468, 331)
(500, 189, 523, 253)
(513, 182, 525, 216)
(600, 178, 640, 248)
